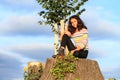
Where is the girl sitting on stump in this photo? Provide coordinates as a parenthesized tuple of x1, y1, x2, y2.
(53, 15, 88, 58)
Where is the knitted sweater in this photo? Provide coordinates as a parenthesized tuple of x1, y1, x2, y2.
(71, 28, 88, 50)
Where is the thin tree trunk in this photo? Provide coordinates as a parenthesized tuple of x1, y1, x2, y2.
(54, 23, 59, 55)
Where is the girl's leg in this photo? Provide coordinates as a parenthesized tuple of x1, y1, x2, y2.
(60, 34, 88, 58)
(73, 50, 88, 58)
(53, 34, 75, 58)
(52, 34, 75, 58)
(60, 34, 76, 51)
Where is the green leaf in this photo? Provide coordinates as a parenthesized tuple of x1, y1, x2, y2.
(37, 0, 88, 27)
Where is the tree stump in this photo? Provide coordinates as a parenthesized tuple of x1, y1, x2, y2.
(27, 61, 44, 80)
(39, 58, 104, 80)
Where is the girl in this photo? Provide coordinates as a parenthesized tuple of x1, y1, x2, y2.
(53, 15, 88, 58)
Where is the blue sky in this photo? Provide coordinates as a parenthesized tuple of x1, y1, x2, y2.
(0, 0, 120, 80)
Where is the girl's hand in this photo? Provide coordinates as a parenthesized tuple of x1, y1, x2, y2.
(65, 31, 71, 37)
(71, 50, 75, 54)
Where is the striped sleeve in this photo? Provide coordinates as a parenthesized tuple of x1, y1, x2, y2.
(72, 29, 88, 49)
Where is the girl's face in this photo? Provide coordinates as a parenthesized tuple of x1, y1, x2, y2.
(70, 18, 78, 28)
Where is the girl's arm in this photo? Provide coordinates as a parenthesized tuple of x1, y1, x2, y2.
(59, 30, 71, 41)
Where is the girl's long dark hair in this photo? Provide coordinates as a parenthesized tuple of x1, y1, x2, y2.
(68, 15, 87, 34)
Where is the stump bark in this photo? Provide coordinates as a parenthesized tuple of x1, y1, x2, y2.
(39, 58, 104, 80)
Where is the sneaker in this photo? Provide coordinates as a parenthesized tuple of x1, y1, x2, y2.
(52, 47, 65, 58)
(52, 55, 57, 58)
(58, 47, 65, 56)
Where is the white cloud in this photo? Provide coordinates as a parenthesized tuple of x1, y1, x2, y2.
(88, 45, 107, 59)
(0, 0, 38, 7)
(13, 78, 23, 80)
(0, 15, 52, 36)
(3, 43, 54, 51)
(81, 6, 120, 40)
(102, 65, 120, 79)
(0, 41, 54, 62)
(0, 49, 36, 64)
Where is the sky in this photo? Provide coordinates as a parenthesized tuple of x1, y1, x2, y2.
(0, 0, 120, 80)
